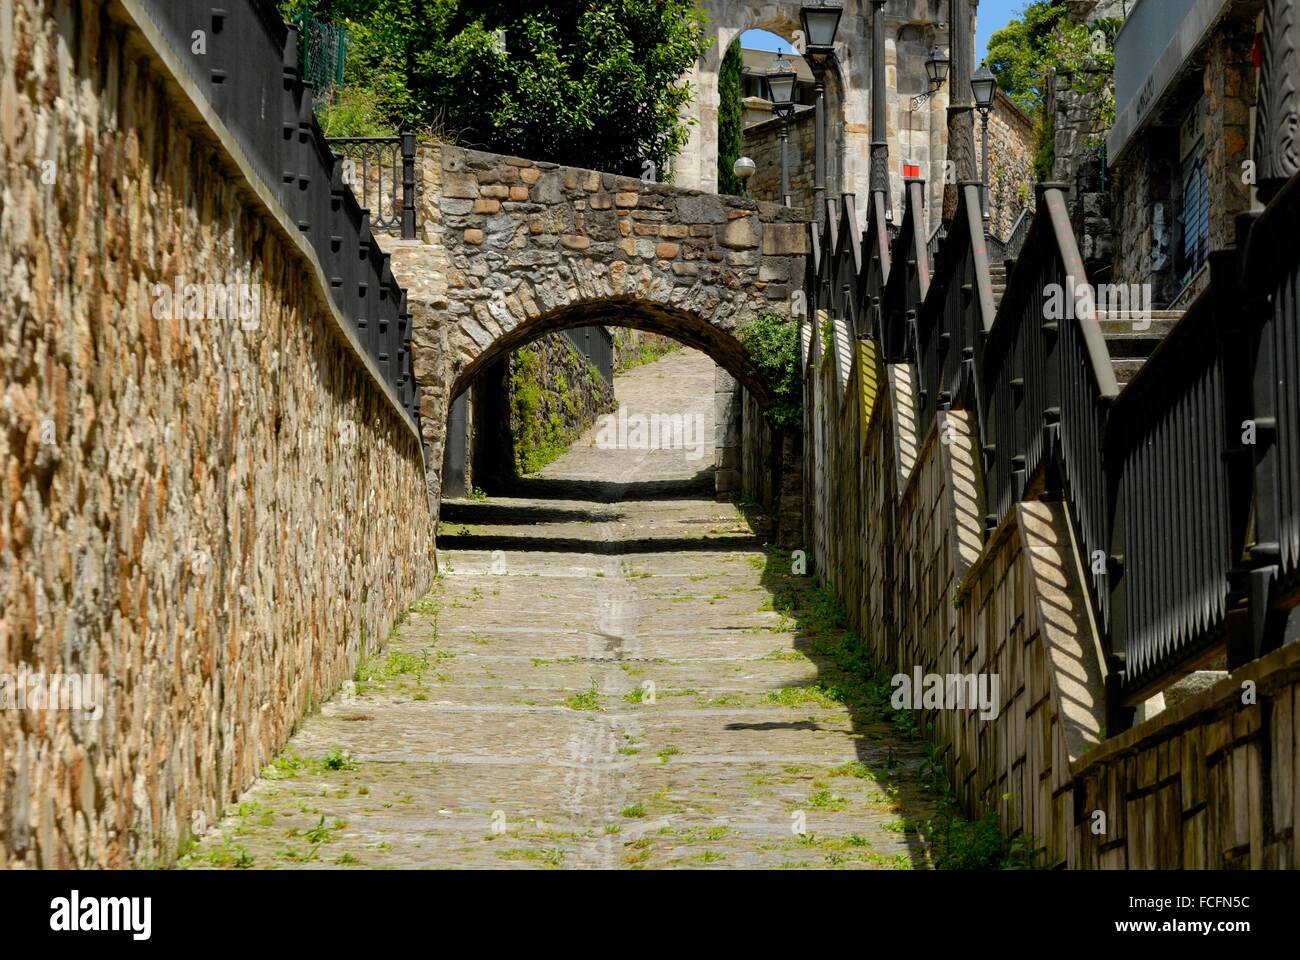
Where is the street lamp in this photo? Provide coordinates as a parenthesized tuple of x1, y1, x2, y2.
(767, 52, 798, 207)
(800, 2, 843, 221)
(906, 44, 950, 180)
(733, 156, 756, 196)
(925, 45, 951, 96)
(971, 63, 997, 230)
(800, 1, 844, 55)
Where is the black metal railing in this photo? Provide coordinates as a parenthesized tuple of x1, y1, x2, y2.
(1240, 165, 1300, 657)
(804, 95, 1300, 719)
(1004, 209, 1032, 261)
(881, 179, 931, 363)
(134, 0, 419, 429)
(562, 327, 614, 385)
(328, 135, 417, 239)
(858, 192, 890, 341)
(1104, 286, 1236, 697)
(914, 182, 997, 434)
(926, 221, 947, 272)
(833, 194, 865, 339)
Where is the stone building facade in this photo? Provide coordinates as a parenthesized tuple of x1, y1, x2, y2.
(1105, 0, 1260, 303)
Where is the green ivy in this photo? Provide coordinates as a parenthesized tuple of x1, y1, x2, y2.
(741, 312, 802, 432)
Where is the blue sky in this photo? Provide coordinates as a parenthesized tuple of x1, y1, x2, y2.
(740, 1, 1022, 64)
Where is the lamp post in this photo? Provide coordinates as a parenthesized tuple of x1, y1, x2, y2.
(800, 2, 843, 223)
(971, 63, 997, 231)
(733, 156, 757, 196)
(869, 0, 889, 212)
(766, 52, 798, 206)
(945, 0, 977, 221)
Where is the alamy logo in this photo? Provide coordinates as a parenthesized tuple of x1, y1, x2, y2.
(890, 668, 1001, 720)
(150, 276, 261, 328)
(1043, 275, 1153, 331)
(50, 891, 151, 940)
(0, 669, 104, 719)
(594, 406, 708, 461)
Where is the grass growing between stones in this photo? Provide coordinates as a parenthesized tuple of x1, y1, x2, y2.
(755, 544, 1047, 870)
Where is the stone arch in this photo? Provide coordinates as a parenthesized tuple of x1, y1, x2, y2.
(395, 144, 809, 508)
(675, 0, 953, 227)
(449, 298, 775, 407)
(680, 3, 857, 202)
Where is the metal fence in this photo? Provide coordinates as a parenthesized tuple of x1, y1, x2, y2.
(328, 136, 417, 239)
(914, 183, 997, 429)
(814, 149, 1300, 722)
(294, 13, 346, 102)
(563, 327, 614, 385)
(135, 0, 420, 430)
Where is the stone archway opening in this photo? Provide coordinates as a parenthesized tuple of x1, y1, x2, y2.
(440, 298, 785, 503)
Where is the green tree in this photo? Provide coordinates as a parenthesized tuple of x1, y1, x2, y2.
(985, 2, 1120, 178)
(283, 0, 711, 178)
(717, 40, 745, 195)
(984, 1, 1066, 116)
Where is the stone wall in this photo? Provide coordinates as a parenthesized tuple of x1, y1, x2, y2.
(501, 334, 616, 479)
(0, 0, 433, 867)
(390, 142, 807, 508)
(800, 318, 1300, 868)
(1110, 10, 1258, 305)
(983, 92, 1037, 242)
(1048, 2, 1128, 274)
(743, 109, 815, 211)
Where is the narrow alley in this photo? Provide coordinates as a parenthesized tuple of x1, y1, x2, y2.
(188, 351, 936, 869)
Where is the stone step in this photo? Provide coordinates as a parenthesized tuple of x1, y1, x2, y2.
(1101, 309, 1182, 389)
(1111, 358, 1146, 387)
(1101, 331, 1165, 358)
(1095, 311, 1182, 339)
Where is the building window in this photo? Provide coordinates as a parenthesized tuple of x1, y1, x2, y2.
(1177, 98, 1209, 288)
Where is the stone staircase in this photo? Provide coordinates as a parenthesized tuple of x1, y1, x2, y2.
(1096, 310, 1182, 388)
(989, 260, 1008, 311)
(988, 257, 1179, 391)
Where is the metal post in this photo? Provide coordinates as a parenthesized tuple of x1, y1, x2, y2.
(812, 62, 827, 221)
(401, 132, 417, 240)
(779, 114, 791, 207)
(870, 0, 890, 210)
(945, 0, 977, 218)
(980, 109, 990, 229)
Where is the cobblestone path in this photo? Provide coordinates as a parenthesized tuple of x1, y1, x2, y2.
(187, 350, 936, 869)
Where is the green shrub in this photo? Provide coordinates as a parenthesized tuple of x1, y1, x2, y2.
(741, 312, 803, 432)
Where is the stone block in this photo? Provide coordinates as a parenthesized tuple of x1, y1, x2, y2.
(443, 172, 480, 199)
(722, 216, 759, 250)
(761, 223, 807, 255)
